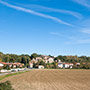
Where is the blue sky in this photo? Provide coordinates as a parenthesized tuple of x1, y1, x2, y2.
(0, 0, 90, 56)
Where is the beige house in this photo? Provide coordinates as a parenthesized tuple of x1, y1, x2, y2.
(32, 57, 42, 63)
(29, 62, 33, 68)
(0, 62, 23, 68)
(44, 57, 54, 63)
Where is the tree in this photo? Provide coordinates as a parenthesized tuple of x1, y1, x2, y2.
(38, 60, 45, 65)
(21, 57, 26, 66)
(3, 55, 10, 62)
(0, 58, 2, 62)
(33, 62, 38, 68)
(11, 64, 14, 68)
(0, 52, 3, 59)
(6, 65, 11, 70)
(16, 57, 21, 62)
(50, 62, 58, 69)
(31, 53, 38, 59)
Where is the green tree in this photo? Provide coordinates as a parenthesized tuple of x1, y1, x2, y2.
(31, 53, 38, 59)
(21, 57, 26, 66)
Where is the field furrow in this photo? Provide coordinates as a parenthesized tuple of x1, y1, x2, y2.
(1, 69, 90, 90)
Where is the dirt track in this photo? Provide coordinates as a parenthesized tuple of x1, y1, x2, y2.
(1, 69, 90, 90)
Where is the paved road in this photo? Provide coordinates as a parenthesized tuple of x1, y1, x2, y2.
(0, 69, 30, 76)
(0, 73, 9, 76)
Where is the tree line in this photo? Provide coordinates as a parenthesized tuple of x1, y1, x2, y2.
(0, 52, 90, 69)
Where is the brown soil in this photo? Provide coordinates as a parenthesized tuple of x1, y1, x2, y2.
(1, 69, 90, 90)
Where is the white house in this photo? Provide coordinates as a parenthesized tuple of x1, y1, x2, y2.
(0, 62, 4, 67)
(38, 65, 44, 69)
(58, 62, 63, 68)
(58, 60, 61, 63)
(69, 63, 74, 69)
(58, 62, 74, 69)
(63, 63, 74, 68)
(63, 63, 70, 68)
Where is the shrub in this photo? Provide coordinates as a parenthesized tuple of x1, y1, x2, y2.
(0, 81, 14, 90)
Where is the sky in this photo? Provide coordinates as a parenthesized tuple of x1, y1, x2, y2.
(0, 0, 90, 56)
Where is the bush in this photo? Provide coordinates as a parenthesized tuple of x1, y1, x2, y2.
(0, 81, 14, 90)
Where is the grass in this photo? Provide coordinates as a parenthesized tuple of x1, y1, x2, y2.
(0, 71, 28, 81)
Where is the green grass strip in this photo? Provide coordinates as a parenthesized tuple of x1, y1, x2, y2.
(0, 71, 28, 81)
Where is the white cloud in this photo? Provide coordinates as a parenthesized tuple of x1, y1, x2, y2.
(76, 39, 90, 44)
(66, 38, 90, 44)
(81, 29, 90, 34)
(17, 4, 83, 19)
(72, 0, 90, 8)
(78, 19, 90, 34)
(0, 0, 72, 26)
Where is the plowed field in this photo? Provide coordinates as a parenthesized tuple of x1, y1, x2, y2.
(1, 69, 90, 90)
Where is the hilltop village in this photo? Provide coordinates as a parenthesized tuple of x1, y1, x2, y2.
(0, 52, 90, 72)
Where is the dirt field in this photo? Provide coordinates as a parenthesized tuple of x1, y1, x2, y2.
(1, 69, 90, 90)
